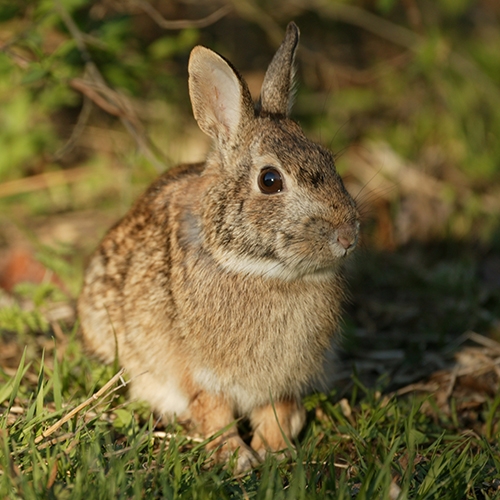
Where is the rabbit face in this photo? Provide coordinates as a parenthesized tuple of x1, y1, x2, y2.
(188, 23, 359, 282)
(200, 116, 359, 281)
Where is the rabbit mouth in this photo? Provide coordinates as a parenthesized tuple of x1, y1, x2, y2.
(331, 223, 359, 256)
(277, 218, 359, 264)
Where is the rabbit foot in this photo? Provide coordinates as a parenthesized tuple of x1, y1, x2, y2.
(209, 436, 260, 472)
(189, 390, 260, 471)
(254, 447, 292, 464)
(250, 399, 306, 459)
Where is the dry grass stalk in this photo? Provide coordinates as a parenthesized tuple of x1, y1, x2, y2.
(34, 368, 126, 445)
(0, 167, 90, 199)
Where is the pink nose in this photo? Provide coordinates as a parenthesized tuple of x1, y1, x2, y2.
(336, 224, 358, 250)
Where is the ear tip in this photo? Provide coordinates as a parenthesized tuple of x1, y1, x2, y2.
(189, 46, 225, 74)
(189, 45, 212, 62)
(286, 21, 300, 39)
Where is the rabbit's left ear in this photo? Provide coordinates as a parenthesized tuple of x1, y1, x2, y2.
(258, 22, 300, 117)
(188, 46, 254, 144)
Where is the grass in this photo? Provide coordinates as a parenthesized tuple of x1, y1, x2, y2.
(1, 288, 499, 499)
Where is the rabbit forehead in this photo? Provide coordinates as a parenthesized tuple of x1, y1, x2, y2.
(250, 119, 337, 184)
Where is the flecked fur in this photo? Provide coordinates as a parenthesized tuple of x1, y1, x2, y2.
(78, 22, 359, 471)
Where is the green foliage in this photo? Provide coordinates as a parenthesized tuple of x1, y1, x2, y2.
(0, 277, 497, 498)
(0, 301, 49, 336)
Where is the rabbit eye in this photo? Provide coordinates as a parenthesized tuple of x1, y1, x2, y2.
(258, 167, 283, 194)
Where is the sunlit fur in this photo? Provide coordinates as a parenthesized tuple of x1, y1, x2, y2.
(78, 22, 359, 472)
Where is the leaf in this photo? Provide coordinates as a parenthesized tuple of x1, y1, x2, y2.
(0, 348, 30, 407)
(21, 67, 48, 85)
(113, 409, 133, 430)
(376, 0, 397, 13)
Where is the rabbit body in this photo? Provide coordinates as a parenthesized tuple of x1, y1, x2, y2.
(78, 23, 359, 470)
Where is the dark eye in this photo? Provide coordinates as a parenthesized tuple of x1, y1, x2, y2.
(258, 167, 283, 194)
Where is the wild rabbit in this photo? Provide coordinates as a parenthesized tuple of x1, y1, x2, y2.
(78, 22, 359, 471)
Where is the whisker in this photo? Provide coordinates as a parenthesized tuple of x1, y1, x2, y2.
(352, 165, 385, 202)
(355, 184, 398, 211)
(328, 119, 351, 152)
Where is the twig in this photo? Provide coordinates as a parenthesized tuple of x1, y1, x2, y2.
(36, 432, 74, 450)
(54, 0, 169, 172)
(465, 331, 500, 353)
(133, 1, 232, 30)
(151, 430, 204, 443)
(227, 0, 285, 46)
(0, 167, 91, 199)
(52, 96, 93, 161)
(34, 368, 125, 444)
(55, 0, 93, 66)
(69, 79, 129, 118)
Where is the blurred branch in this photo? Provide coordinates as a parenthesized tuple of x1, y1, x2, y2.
(132, 1, 233, 29)
(296, 0, 418, 50)
(227, 0, 285, 46)
(70, 78, 130, 118)
(0, 167, 91, 199)
(55, 0, 93, 65)
(55, 0, 170, 171)
(52, 96, 92, 162)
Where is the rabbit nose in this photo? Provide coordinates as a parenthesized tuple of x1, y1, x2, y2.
(336, 224, 358, 251)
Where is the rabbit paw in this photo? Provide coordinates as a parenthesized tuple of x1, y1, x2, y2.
(209, 435, 260, 473)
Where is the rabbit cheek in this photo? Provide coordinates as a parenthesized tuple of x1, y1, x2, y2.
(275, 221, 338, 274)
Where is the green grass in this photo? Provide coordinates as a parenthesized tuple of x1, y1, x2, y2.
(1, 299, 499, 499)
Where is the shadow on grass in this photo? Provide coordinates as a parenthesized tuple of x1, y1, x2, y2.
(336, 237, 500, 394)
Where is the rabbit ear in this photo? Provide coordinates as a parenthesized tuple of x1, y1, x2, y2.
(188, 46, 254, 143)
(259, 22, 300, 116)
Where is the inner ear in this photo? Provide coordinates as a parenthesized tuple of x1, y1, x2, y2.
(188, 46, 254, 143)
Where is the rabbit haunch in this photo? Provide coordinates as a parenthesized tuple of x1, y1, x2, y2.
(78, 22, 359, 470)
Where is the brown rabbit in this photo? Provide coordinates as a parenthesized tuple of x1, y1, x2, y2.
(78, 22, 359, 471)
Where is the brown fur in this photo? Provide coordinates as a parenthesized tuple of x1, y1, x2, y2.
(78, 22, 359, 471)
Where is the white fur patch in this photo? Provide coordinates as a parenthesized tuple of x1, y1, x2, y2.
(193, 369, 271, 415)
(193, 367, 223, 394)
(214, 248, 338, 282)
(129, 371, 189, 418)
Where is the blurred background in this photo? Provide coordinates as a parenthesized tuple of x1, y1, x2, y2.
(0, 0, 499, 401)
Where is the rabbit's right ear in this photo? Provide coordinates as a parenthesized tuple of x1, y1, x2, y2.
(188, 47, 254, 144)
(259, 22, 299, 116)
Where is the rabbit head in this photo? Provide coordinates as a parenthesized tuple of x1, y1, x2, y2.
(188, 22, 359, 281)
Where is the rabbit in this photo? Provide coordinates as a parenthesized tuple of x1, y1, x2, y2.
(78, 21, 359, 471)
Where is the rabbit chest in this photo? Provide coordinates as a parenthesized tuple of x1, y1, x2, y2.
(176, 263, 342, 411)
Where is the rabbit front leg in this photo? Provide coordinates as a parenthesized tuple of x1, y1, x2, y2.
(250, 399, 306, 461)
(188, 391, 260, 471)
